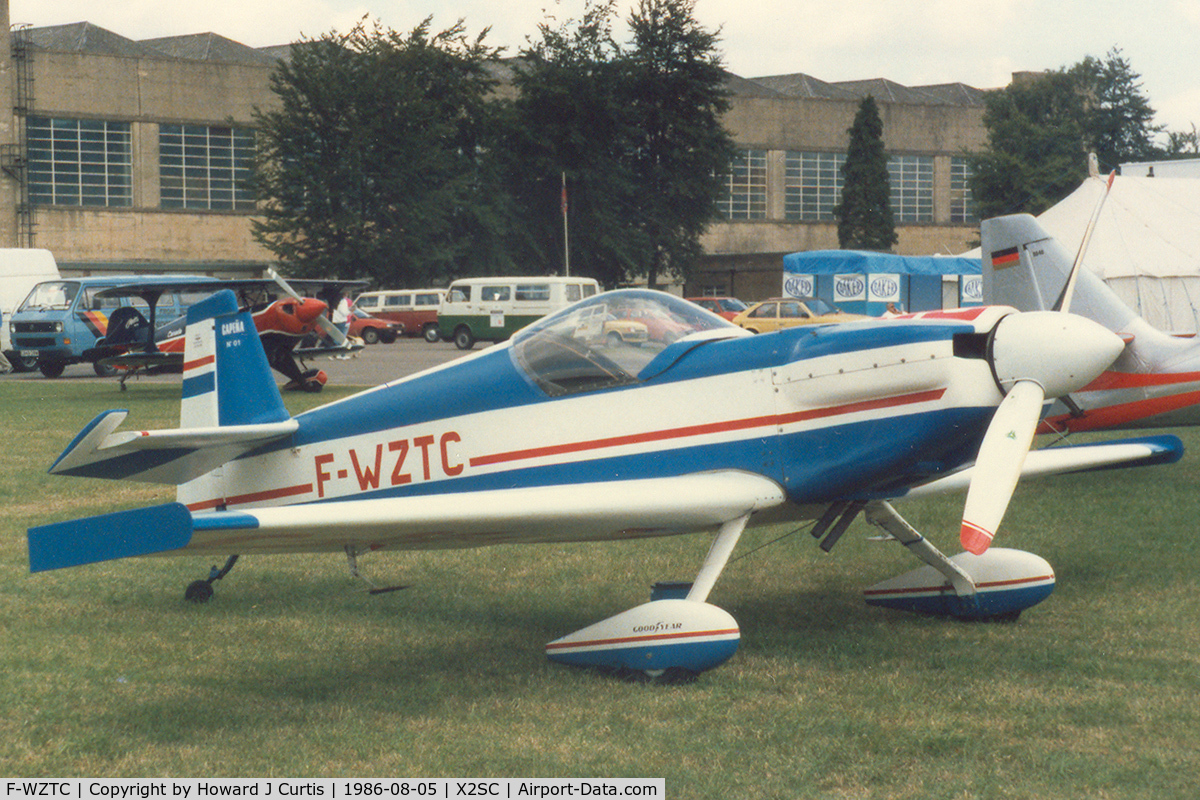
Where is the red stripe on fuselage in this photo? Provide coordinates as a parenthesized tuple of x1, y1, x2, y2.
(191, 387, 948, 510)
(470, 388, 946, 468)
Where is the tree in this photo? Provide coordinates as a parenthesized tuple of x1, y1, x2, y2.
(969, 50, 1164, 217)
(622, 0, 734, 289)
(501, 0, 639, 288)
(833, 96, 897, 251)
(252, 18, 511, 286)
(502, 0, 734, 288)
(1072, 48, 1162, 170)
(968, 70, 1089, 218)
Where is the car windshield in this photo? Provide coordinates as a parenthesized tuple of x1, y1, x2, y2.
(19, 281, 79, 311)
(807, 298, 837, 315)
(719, 298, 748, 312)
(512, 290, 736, 396)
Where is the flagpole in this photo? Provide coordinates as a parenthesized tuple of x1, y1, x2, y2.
(561, 172, 570, 277)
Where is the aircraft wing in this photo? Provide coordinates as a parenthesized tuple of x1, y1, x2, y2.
(98, 350, 182, 370)
(28, 471, 787, 572)
(896, 435, 1183, 500)
(48, 409, 299, 484)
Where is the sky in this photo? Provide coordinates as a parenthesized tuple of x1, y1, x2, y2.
(13, 0, 1200, 136)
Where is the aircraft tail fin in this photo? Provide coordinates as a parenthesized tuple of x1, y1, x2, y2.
(981, 214, 1137, 332)
(181, 289, 290, 429)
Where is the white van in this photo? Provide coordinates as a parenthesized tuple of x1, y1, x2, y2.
(438, 276, 600, 349)
(1, 249, 62, 371)
(353, 288, 447, 342)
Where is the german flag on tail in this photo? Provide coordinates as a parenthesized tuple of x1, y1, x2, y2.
(991, 247, 1020, 269)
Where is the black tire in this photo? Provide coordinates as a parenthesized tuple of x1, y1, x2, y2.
(184, 581, 214, 603)
(93, 361, 118, 377)
(360, 327, 380, 345)
(453, 327, 475, 350)
(8, 353, 37, 372)
(39, 361, 65, 378)
(423, 324, 440, 343)
(607, 332, 623, 347)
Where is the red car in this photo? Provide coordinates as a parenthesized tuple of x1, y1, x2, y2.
(686, 296, 748, 321)
(348, 312, 403, 344)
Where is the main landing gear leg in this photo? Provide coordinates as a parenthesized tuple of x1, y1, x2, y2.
(184, 555, 240, 603)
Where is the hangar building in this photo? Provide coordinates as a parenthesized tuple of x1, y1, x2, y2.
(0, 0, 990, 296)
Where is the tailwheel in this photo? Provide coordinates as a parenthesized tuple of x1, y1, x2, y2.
(184, 555, 240, 603)
(185, 580, 215, 603)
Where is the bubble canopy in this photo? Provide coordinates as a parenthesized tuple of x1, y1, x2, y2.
(511, 289, 743, 397)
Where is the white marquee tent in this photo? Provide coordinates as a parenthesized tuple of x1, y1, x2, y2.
(975, 163, 1200, 333)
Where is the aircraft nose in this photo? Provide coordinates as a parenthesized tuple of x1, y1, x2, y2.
(296, 298, 329, 325)
(988, 311, 1124, 398)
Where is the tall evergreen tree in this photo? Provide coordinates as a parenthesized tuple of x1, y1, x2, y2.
(1072, 48, 1162, 170)
(834, 96, 897, 251)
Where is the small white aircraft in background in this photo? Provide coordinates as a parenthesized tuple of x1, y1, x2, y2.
(27, 277, 1181, 680)
(983, 211, 1200, 433)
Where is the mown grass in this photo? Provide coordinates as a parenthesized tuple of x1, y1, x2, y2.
(1, 380, 1199, 797)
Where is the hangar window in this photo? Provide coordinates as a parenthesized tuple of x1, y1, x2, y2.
(784, 151, 845, 221)
(950, 157, 977, 223)
(716, 149, 767, 219)
(28, 117, 132, 208)
(160, 124, 256, 211)
(888, 155, 934, 223)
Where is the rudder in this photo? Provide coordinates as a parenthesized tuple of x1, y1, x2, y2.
(181, 289, 289, 428)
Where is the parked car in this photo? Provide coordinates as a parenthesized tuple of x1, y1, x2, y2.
(610, 304, 691, 344)
(353, 289, 446, 342)
(731, 297, 867, 333)
(348, 312, 402, 344)
(685, 296, 748, 321)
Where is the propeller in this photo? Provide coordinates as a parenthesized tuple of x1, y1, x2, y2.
(268, 268, 351, 348)
(960, 310, 1125, 555)
(960, 169, 1122, 555)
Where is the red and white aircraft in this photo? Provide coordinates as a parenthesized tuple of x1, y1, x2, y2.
(27, 283, 1181, 680)
(87, 274, 362, 392)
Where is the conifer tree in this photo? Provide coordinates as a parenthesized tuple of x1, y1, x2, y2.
(833, 96, 897, 251)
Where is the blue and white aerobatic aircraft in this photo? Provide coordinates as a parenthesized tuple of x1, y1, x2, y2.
(27, 287, 1183, 679)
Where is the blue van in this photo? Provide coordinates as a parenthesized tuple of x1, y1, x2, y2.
(9, 275, 213, 377)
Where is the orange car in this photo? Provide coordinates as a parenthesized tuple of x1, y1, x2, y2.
(731, 297, 866, 333)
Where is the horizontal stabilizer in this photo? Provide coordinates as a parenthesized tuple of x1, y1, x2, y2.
(899, 435, 1183, 500)
(49, 409, 297, 484)
(28, 503, 194, 572)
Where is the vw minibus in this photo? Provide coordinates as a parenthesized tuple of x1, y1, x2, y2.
(437, 277, 601, 349)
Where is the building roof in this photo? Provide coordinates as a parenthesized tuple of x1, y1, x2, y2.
(28, 22, 163, 59)
(139, 32, 279, 65)
(744, 73, 861, 101)
(23, 20, 989, 105)
(748, 73, 986, 106)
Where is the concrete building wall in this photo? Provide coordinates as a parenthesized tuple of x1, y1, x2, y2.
(0, 7, 991, 288)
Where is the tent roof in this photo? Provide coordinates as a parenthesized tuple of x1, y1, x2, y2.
(783, 250, 980, 275)
(962, 173, 1200, 280)
(1035, 175, 1200, 280)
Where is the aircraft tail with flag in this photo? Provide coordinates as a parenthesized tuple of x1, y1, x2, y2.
(983, 213, 1200, 431)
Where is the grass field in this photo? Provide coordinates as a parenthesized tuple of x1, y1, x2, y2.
(2, 379, 1199, 797)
